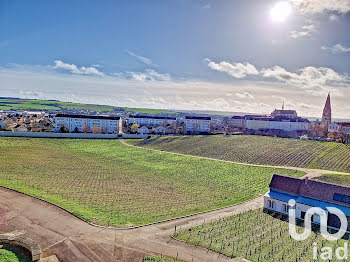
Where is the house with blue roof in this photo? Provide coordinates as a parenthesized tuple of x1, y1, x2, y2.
(264, 174, 350, 230)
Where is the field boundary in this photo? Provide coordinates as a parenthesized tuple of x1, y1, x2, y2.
(0, 185, 264, 231)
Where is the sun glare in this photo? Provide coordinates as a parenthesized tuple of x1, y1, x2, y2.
(270, 1, 292, 22)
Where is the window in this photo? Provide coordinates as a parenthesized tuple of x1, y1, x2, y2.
(333, 193, 350, 204)
(283, 204, 289, 213)
(268, 200, 275, 209)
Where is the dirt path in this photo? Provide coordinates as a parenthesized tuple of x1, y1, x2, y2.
(120, 139, 350, 179)
(1, 140, 349, 262)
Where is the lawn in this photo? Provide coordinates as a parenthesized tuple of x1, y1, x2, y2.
(173, 209, 350, 262)
(0, 137, 304, 227)
(130, 136, 350, 173)
(0, 244, 31, 262)
(314, 174, 350, 186)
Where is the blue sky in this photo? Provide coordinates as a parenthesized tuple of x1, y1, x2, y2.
(1, 0, 350, 118)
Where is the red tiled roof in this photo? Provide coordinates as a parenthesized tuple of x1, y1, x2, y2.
(269, 174, 303, 195)
(270, 174, 350, 206)
(299, 179, 350, 206)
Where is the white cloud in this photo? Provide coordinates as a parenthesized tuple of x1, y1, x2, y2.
(235, 92, 255, 99)
(329, 14, 339, 21)
(203, 3, 211, 9)
(126, 50, 153, 66)
(290, 0, 350, 14)
(53, 60, 104, 76)
(261, 65, 346, 90)
(128, 69, 171, 81)
(289, 24, 316, 39)
(206, 59, 259, 78)
(207, 59, 348, 93)
(321, 43, 350, 54)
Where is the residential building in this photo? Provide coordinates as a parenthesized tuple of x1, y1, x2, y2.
(231, 116, 246, 127)
(137, 126, 150, 135)
(54, 114, 121, 133)
(185, 116, 211, 133)
(245, 115, 311, 132)
(321, 93, 332, 128)
(329, 122, 350, 135)
(127, 115, 176, 127)
(264, 174, 350, 230)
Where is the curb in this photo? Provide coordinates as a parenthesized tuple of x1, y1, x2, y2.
(0, 185, 263, 231)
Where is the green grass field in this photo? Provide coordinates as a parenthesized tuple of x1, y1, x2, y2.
(130, 136, 350, 173)
(0, 137, 304, 227)
(0, 98, 174, 114)
(173, 209, 349, 262)
(0, 244, 31, 262)
(315, 174, 350, 186)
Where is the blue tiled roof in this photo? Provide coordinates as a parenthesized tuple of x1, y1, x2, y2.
(267, 190, 296, 203)
(296, 196, 350, 216)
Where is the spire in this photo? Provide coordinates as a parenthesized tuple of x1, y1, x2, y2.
(321, 92, 332, 127)
(282, 101, 285, 110)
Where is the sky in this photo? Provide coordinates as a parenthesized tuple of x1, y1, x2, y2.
(1, 0, 350, 118)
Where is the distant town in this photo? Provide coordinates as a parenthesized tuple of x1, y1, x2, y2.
(0, 93, 349, 143)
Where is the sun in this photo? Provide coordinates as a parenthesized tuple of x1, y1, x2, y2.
(270, 1, 292, 22)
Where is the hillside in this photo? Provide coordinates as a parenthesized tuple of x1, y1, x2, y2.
(130, 135, 350, 173)
(0, 98, 175, 114)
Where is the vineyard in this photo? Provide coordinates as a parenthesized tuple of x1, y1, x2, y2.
(130, 136, 350, 173)
(0, 137, 304, 227)
(173, 209, 350, 262)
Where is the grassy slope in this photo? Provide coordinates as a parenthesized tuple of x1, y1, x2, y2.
(315, 174, 350, 186)
(130, 136, 350, 173)
(0, 98, 174, 114)
(173, 209, 349, 262)
(0, 137, 304, 227)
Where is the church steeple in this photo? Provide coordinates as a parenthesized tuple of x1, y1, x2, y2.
(321, 92, 332, 127)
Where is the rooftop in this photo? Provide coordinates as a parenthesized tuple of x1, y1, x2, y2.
(55, 114, 120, 120)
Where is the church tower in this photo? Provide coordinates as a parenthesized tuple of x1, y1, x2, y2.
(321, 92, 332, 127)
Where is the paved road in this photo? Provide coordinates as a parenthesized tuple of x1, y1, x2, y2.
(1, 140, 348, 262)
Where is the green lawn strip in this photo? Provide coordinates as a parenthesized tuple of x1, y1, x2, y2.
(0, 138, 305, 227)
(172, 209, 349, 261)
(0, 243, 32, 262)
(314, 174, 350, 187)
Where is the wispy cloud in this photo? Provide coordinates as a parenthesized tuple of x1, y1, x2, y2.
(289, 24, 316, 39)
(235, 92, 254, 99)
(53, 60, 104, 76)
(127, 69, 171, 81)
(290, 0, 350, 15)
(321, 43, 350, 54)
(126, 50, 153, 66)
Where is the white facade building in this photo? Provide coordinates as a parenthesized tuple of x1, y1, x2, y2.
(54, 114, 121, 134)
(329, 122, 350, 135)
(245, 117, 311, 132)
(137, 126, 150, 135)
(185, 116, 211, 133)
(127, 115, 176, 127)
(264, 174, 350, 230)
